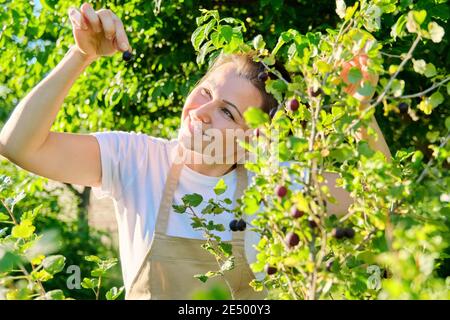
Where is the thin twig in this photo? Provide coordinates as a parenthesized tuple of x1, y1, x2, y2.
(398, 76, 450, 99)
(0, 198, 17, 225)
(380, 51, 403, 59)
(186, 205, 236, 300)
(96, 275, 102, 300)
(416, 133, 449, 184)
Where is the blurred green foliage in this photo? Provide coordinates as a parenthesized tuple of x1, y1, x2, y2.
(0, 0, 449, 299)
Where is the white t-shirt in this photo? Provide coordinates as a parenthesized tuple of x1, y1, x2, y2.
(89, 130, 305, 291)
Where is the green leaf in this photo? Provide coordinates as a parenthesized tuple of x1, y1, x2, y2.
(194, 274, 209, 283)
(84, 255, 101, 263)
(219, 25, 233, 42)
(204, 19, 216, 38)
(42, 255, 65, 274)
(182, 193, 203, 207)
(445, 117, 450, 131)
(191, 25, 207, 51)
(330, 145, 353, 162)
(243, 107, 270, 128)
(219, 242, 233, 257)
(0, 212, 9, 221)
(412, 59, 426, 74)
(429, 91, 444, 109)
(214, 179, 227, 195)
(406, 10, 426, 33)
(316, 60, 332, 73)
(335, 0, 346, 19)
(206, 221, 225, 232)
(348, 67, 362, 84)
(31, 269, 53, 282)
(390, 79, 405, 97)
(262, 54, 276, 66)
(220, 257, 235, 272)
(272, 37, 285, 56)
(106, 286, 124, 300)
(428, 22, 445, 43)
(242, 195, 260, 215)
(357, 81, 375, 97)
(413, 10, 427, 25)
(390, 14, 407, 39)
(418, 98, 433, 115)
(11, 219, 35, 239)
(357, 141, 375, 158)
(191, 217, 206, 229)
(252, 34, 265, 50)
(447, 82, 450, 96)
(81, 278, 98, 289)
(0, 227, 8, 237)
(201, 203, 215, 214)
(196, 40, 214, 65)
(0, 250, 21, 273)
(345, 2, 358, 21)
(172, 204, 187, 213)
(44, 290, 65, 300)
(91, 268, 106, 277)
(287, 137, 308, 153)
(266, 79, 288, 101)
(249, 279, 264, 292)
(221, 17, 246, 32)
(424, 63, 437, 78)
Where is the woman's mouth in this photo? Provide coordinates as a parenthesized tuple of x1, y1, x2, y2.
(186, 118, 210, 138)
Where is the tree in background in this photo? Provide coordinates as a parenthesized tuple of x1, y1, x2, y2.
(0, 0, 449, 299)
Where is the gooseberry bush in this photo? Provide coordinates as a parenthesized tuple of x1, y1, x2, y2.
(0, 171, 123, 300)
(181, 1, 450, 300)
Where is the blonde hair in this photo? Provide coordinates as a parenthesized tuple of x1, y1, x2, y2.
(193, 50, 291, 117)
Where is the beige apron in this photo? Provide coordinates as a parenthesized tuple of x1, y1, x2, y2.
(126, 153, 267, 300)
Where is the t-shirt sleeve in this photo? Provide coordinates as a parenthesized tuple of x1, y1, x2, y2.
(89, 130, 150, 201)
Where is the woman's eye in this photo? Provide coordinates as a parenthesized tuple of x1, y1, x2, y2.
(200, 87, 235, 121)
(201, 88, 210, 97)
(221, 108, 235, 121)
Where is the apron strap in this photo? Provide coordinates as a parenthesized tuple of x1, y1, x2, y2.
(231, 164, 247, 242)
(155, 143, 248, 242)
(154, 161, 184, 236)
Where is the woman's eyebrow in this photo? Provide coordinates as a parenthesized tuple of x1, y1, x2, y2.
(222, 99, 243, 119)
(205, 80, 243, 119)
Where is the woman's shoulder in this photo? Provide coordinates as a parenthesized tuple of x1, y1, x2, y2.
(90, 129, 178, 165)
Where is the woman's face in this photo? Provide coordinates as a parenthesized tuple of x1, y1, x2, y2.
(179, 62, 262, 164)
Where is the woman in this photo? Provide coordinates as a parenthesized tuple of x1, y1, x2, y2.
(0, 3, 391, 299)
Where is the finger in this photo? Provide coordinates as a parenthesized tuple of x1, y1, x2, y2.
(80, 2, 101, 33)
(110, 12, 130, 52)
(97, 9, 116, 41)
(68, 7, 88, 30)
(69, 16, 82, 30)
(68, 10, 82, 30)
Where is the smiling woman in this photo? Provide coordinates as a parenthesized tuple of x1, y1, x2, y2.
(0, 0, 385, 295)
(178, 51, 292, 175)
(0, 1, 294, 299)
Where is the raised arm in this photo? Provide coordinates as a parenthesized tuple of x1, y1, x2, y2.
(0, 3, 131, 187)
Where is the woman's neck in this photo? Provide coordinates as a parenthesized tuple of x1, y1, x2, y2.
(185, 162, 237, 177)
(181, 149, 237, 177)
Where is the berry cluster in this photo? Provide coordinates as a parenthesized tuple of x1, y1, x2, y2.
(229, 219, 246, 232)
(331, 227, 355, 239)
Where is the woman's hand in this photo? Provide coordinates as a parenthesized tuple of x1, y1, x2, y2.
(67, 2, 131, 62)
(340, 53, 379, 105)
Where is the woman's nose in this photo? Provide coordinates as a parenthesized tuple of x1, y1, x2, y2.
(190, 104, 212, 124)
